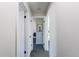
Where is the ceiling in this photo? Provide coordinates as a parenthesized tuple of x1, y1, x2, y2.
(28, 2, 50, 16)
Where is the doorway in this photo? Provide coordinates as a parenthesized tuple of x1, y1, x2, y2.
(30, 18, 49, 57)
(17, 2, 51, 57)
(32, 18, 43, 49)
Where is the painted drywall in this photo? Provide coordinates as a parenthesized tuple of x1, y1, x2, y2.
(47, 3, 57, 57)
(0, 2, 18, 57)
(43, 16, 49, 51)
(17, 9, 24, 57)
(32, 18, 36, 33)
(55, 2, 79, 57)
(44, 2, 79, 57)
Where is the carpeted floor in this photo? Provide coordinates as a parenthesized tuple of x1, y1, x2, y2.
(30, 45, 49, 57)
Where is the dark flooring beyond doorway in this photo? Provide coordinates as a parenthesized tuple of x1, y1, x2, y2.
(30, 44, 49, 57)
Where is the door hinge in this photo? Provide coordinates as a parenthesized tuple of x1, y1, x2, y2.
(24, 51, 26, 54)
(24, 16, 26, 19)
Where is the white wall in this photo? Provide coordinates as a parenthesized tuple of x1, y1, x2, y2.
(32, 18, 36, 33)
(47, 3, 57, 57)
(43, 16, 49, 51)
(0, 2, 18, 57)
(44, 2, 79, 57)
(55, 2, 79, 57)
(17, 8, 24, 57)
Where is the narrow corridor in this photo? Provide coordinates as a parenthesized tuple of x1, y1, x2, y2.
(18, 2, 50, 57)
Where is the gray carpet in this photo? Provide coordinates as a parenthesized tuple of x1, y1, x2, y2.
(30, 48, 49, 57)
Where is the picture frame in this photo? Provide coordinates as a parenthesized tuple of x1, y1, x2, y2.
(37, 24, 42, 32)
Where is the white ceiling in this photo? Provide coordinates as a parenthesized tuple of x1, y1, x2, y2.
(28, 2, 50, 16)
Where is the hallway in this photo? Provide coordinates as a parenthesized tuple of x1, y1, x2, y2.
(18, 2, 50, 57)
(1, 2, 79, 57)
(30, 46, 49, 57)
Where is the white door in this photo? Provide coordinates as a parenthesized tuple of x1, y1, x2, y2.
(36, 32, 43, 44)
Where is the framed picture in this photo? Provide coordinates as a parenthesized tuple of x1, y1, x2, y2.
(37, 24, 42, 32)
